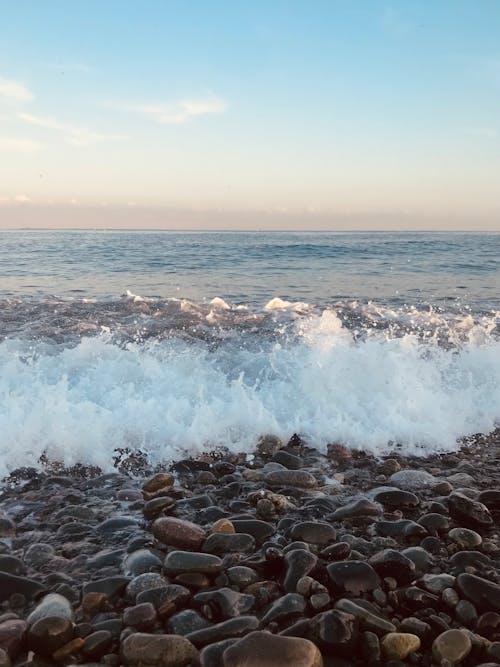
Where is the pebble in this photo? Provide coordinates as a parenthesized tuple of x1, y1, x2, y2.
(121, 632, 199, 666)
(152, 517, 206, 550)
(448, 526, 482, 549)
(164, 551, 224, 575)
(389, 469, 438, 490)
(447, 492, 493, 527)
(265, 470, 317, 488)
(380, 632, 421, 661)
(222, 631, 323, 667)
(327, 560, 381, 595)
(432, 629, 472, 664)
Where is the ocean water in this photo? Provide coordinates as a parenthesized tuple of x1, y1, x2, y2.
(0, 230, 499, 476)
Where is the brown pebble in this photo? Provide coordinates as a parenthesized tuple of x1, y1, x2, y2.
(210, 519, 235, 534)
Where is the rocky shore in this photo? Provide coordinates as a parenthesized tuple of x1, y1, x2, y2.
(0, 430, 499, 667)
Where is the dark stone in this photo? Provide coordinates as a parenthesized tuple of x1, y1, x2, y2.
(202, 533, 255, 555)
(310, 609, 358, 655)
(478, 490, 500, 511)
(373, 489, 419, 508)
(186, 616, 260, 648)
(0, 556, 25, 576)
(320, 542, 351, 561)
(327, 561, 381, 596)
(123, 603, 157, 630)
(166, 610, 211, 635)
(0, 572, 45, 603)
(230, 520, 275, 542)
(272, 451, 303, 470)
(82, 630, 113, 659)
(328, 499, 382, 521)
(369, 549, 416, 584)
(456, 574, 500, 612)
(447, 492, 493, 527)
(284, 549, 318, 593)
(136, 584, 191, 609)
(289, 522, 336, 545)
(200, 638, 237, 667)
(83, 577, 130, 598)
(27, 617, 73, 656)
(261, 593, 306, 626)
(374, 520, 427, 540)
(163, 551, 223, 575)
(123, 549, 162, 577)
(265, 470, 317, 488)
(193, 588, 255, 620)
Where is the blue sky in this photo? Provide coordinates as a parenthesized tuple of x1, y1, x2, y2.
(0, 0, 499, 229)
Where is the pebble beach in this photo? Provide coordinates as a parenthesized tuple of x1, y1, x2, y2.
(1, 429, 499, 667)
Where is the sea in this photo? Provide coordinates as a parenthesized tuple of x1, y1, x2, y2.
(0, 230, 499, 477)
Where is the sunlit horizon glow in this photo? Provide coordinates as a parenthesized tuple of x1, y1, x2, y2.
(0, 0, 499, 230)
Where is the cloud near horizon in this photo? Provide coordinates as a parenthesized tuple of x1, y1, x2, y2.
(0, 76, 34, 102)
(18, 112, 127, 147)
(123, 96, 227, 124)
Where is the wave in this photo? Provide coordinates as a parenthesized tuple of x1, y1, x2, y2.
(0, 306, 499, 477)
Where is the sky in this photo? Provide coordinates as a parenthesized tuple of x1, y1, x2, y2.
(0, 0, 499, 230)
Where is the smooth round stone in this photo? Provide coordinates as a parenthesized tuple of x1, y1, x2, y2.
(82, 630, 113, 659)
(369, 549, 416, 584)
(123, 603, 157, 630)
(142, 473, 174, 493)
(210, 519, 235, 535)
(327, 561, 381, 596)
(272, 451, 303, 470)
(126, 573, 168, 600)
(381, 632, 421, 660)
(26, 616, 73, 656)
(432, 629, 472, 664)
(389, 470, 438, 491)
(152, 517, 206, 551)
(83, 576, 130, 598)
(261, 593, 306, 626)
(373, 489, 419, 508)
(455, 599, 478, 628)
(447, 472, 475, 486)
(449, 527, 482, 549)
(166, 610, 211, 635)
(222, 631, 323, 667)
(123, 549, 162, 577)
(121, 632, 198, 667)
(420, 574, 456, 594)
(265, 470, 317, 488)
(193, 588, 255, 619)
(202, 533, 255, 555)
(289, 522, 336, 545)
(456, 573, 500, 612)
(310, 609, 357, 654)
(320, 542, 351, 561)
(164, 551, 223, 575)
(226, 567, 259, 589)
(27, 593, 74, 625)
(402, 546, 435, 574)
(136, 584, 191, 609)
(328, 498, 382, 521)
(24, 543, 55, 567)
(450, 550, 491, 573)
(143, 497, 175, 520)
(375, 519, 427, 540)
(447, 492, 492, 527)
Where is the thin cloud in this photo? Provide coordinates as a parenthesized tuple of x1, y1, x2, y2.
(123, 96, 226, 124)
(0, 136, 43, 152)
(18, 112, 127, 146)
(0, 77, 34, 102)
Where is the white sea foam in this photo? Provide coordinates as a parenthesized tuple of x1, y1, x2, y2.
(0, 308, 499, 477)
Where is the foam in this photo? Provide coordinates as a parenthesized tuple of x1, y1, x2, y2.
(0, 308, 499, 477)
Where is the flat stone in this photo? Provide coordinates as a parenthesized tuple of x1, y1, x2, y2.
(83, 576, 130, 598)
(374, 519, 427, 540)
(265, 470, 317, 488)
(328, 498, 382, 521)
(373, 489, 419, 508)
(289, 522, 336, 545)
(261, 593, 306, 626)
(164, 551, 223, 575)
(123, 603, 157, 630)
(27, 593, 74, 625)
(121, 632, 198, 667)
(166, 610, 211, 635)
(327, 561, 381, 596)
(193, 588, 255, 620)
(152, 517, 206, 550)
(230, 520, 275, 542)
(222, 631, 323, 667)
(381, 632, 421, 661)
(123, 549, 163, 577)
(389, 469, 438, 491)
(432, 629, 472, 664)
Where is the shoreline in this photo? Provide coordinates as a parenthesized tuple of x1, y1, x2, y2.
(0, 430, 499, 666)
